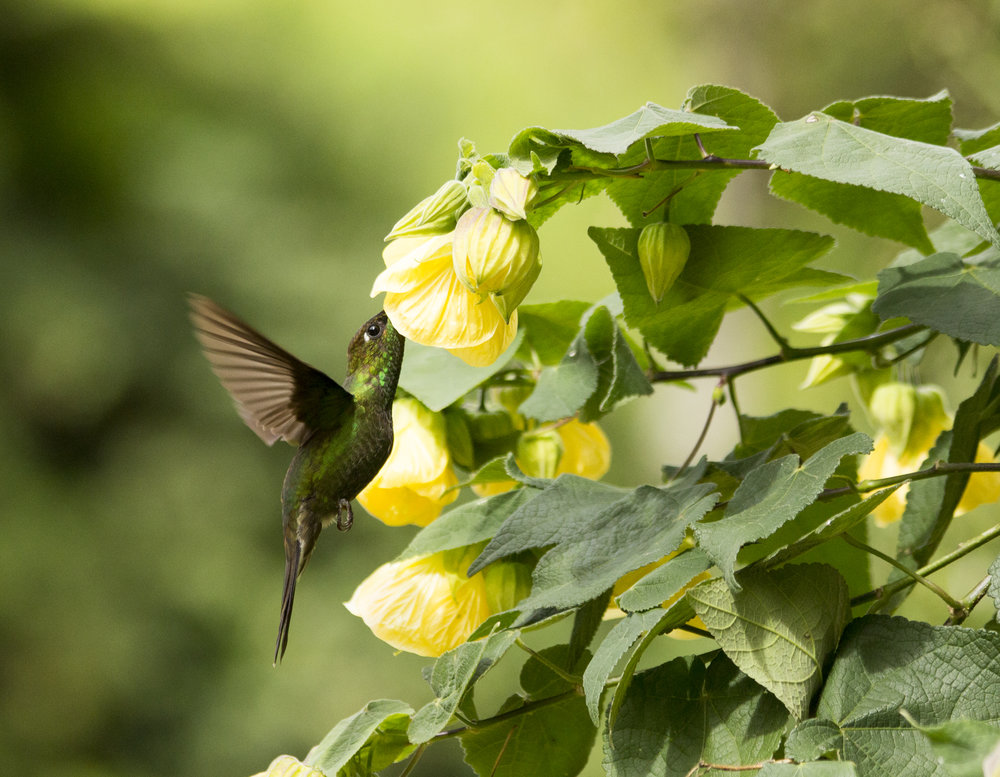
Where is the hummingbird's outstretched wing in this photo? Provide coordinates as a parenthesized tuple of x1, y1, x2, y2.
(188, 294, 353, 446)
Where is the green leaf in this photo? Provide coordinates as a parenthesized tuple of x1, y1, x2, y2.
(305, 699, 415, 775)
(785, 718, 845, 761)
(989, 555, 1000, 621)
(606, 86, 778, 226)
(567, 589, 612, 668)
(398, 330, 524, 412)
(823, 91, 954, 145)
(602, 654, 791, 777)
(408, 629, 519, 744)
(400, 489, 536, 559)
(517, 300, 591, 365)
(759, 763, 858, 777)
(591, 225, 837, 366)
(582, 608, 667, 723)
(905, 716, 1000, 777)
(519, 306, 652, 423)
(872, 248, 1000, 347)
(469, 475, 628, 574)
(816, 615, 1000, 777)
(689, 564, 850, 719)
(769, 173, 934, 252)
(512, 482, 718, 613)
(755, 113, 1000, 248)
(695, 432, 872, 589)
(460, 687, 595, 777)
(616, 547, 713, 613)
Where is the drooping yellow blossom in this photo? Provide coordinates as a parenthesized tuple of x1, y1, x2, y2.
(858, 382, 1000, 525)
(605, 547, 711, 638)
(371, 232, 518, 367)
(357, 398, 459, 527)
(344, 546, 530, 657)
(471, 418, 612, 497)
(250, 755, 325, 777)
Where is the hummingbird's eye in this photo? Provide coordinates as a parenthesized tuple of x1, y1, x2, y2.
(364, 322, 383, 342)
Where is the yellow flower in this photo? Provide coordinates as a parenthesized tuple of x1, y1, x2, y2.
(371, 232, 518, 367)
(250, 755, 325, 777)
(471, 419, 612, 497)
(859, 383, 1000, 526)
(357, 398, 459, 527)
(345, 547, 529, 657)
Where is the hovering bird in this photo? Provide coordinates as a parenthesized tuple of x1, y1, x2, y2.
(188, 295, 404, 663)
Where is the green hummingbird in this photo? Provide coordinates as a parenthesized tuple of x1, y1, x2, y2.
(188, 294, 404, 663)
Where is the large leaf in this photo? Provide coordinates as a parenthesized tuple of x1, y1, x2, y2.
(755, 113, 1000, 248)
(695, 432, 872, 588)
(305, 699, 415, 775)
(872, 248, 1000, 347)
(822, 92, 954, 145)
(759, 764, 858, 777)
(398, 330, 524, 411)
(689, 564, 850, 719)
(408, 629, 519, 744)
(591, 225, 839, 366)
(602, 654, 790, 777)
(907, 718, 1000, 777)
(616, 547, 713, 613)
(517, 300, 591, 365)
(815, 615, 1000, 777)
(606, 85, 779, 226)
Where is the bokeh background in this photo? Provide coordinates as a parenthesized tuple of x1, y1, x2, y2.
(4, 1, 1000, 775)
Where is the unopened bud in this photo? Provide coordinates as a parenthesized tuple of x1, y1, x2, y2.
(637, 222, 691, 303)
(516, 430, 563, 479)
(452, 207, 541, 320)
(489, 168, 537, 221)
(385, 180, 468, 241)
(482, 560, 533, 613)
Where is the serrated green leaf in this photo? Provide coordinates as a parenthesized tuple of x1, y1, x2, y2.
(567, 589, 612, 669)
(695, 432, 872, 589)
(460, 686, 595, 777)
(823, 91, 953, 145)
(759, 763, 858, 777)
(400, 489, 536, 559)
(591, 225, 837, 366)
(468, 475, 628, 574)
(398, 330, 524, 412)
(955, 122, 1000, 156)
(689, 564, 850, 719)
(579, 306, 653, 421)
(514, 482, 718, 613)
(785, 718, 845, 761)
(755, 114, 1000, 248)
(583, 609, 666, 723)
(518, 327, 600, 422)
(816, 615, 1000, 777)
(602, 654, 790, 777)
(770, 173, 934, 252)
(606, 86, 778, 226)
(408, 629, 519, 744)
(873, 249, 1000, 346)
(617, 547, 713, 613)
(305, 699, 415, 775)
(520, 643, 586, 699)
(517, 300, 591, 365)
(906, 717, 1000, 777)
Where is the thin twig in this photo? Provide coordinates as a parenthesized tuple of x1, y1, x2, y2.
(671, 383, 721, 481)
(945, 575, 993, 626)
(514, 638, 581, 685)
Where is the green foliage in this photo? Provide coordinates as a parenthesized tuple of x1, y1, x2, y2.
(243, 87, 1000, 776)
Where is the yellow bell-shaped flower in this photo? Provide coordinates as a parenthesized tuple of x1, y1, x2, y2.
(371, 232, 518, 367)
(345, 546, 529, 657)
(859, 383, 1000, 525)
(357, 398, 459, 527)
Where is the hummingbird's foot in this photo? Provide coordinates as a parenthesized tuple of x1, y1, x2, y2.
(336, 499, 353, 532)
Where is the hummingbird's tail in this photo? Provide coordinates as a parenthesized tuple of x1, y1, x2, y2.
(274, 542, 301, 665)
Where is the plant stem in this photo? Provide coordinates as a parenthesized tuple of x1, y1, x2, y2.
(841, 533, 964, 611)
(945, 575, 993, 626)
(671, 383, 721, 481)
(434, 689, 579, 741)
(738, 294, 791, 354)
(514, 638, 581, 685)
(650, 323, 924, 382)
(851, 521, 1000, 607)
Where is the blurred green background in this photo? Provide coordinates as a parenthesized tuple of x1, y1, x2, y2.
(4, 1, 1000, 775)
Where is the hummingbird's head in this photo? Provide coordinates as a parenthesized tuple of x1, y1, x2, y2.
(346, 311, 405, 401)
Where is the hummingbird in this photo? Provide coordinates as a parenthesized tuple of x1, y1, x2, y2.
(188, 294, 404, 663)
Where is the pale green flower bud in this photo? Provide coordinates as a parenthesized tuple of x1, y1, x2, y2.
(482, 559, 533, 613)
(385, 180, 468, 241)
(637, 222, 691, 303)
(489, 168, 537, 221)
(792, 301, 858, 334)
(516, 430, 564, 479)
(452, 207, 541, 321)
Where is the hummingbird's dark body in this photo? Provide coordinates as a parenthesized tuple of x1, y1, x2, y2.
(188, 295, 404, 663)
